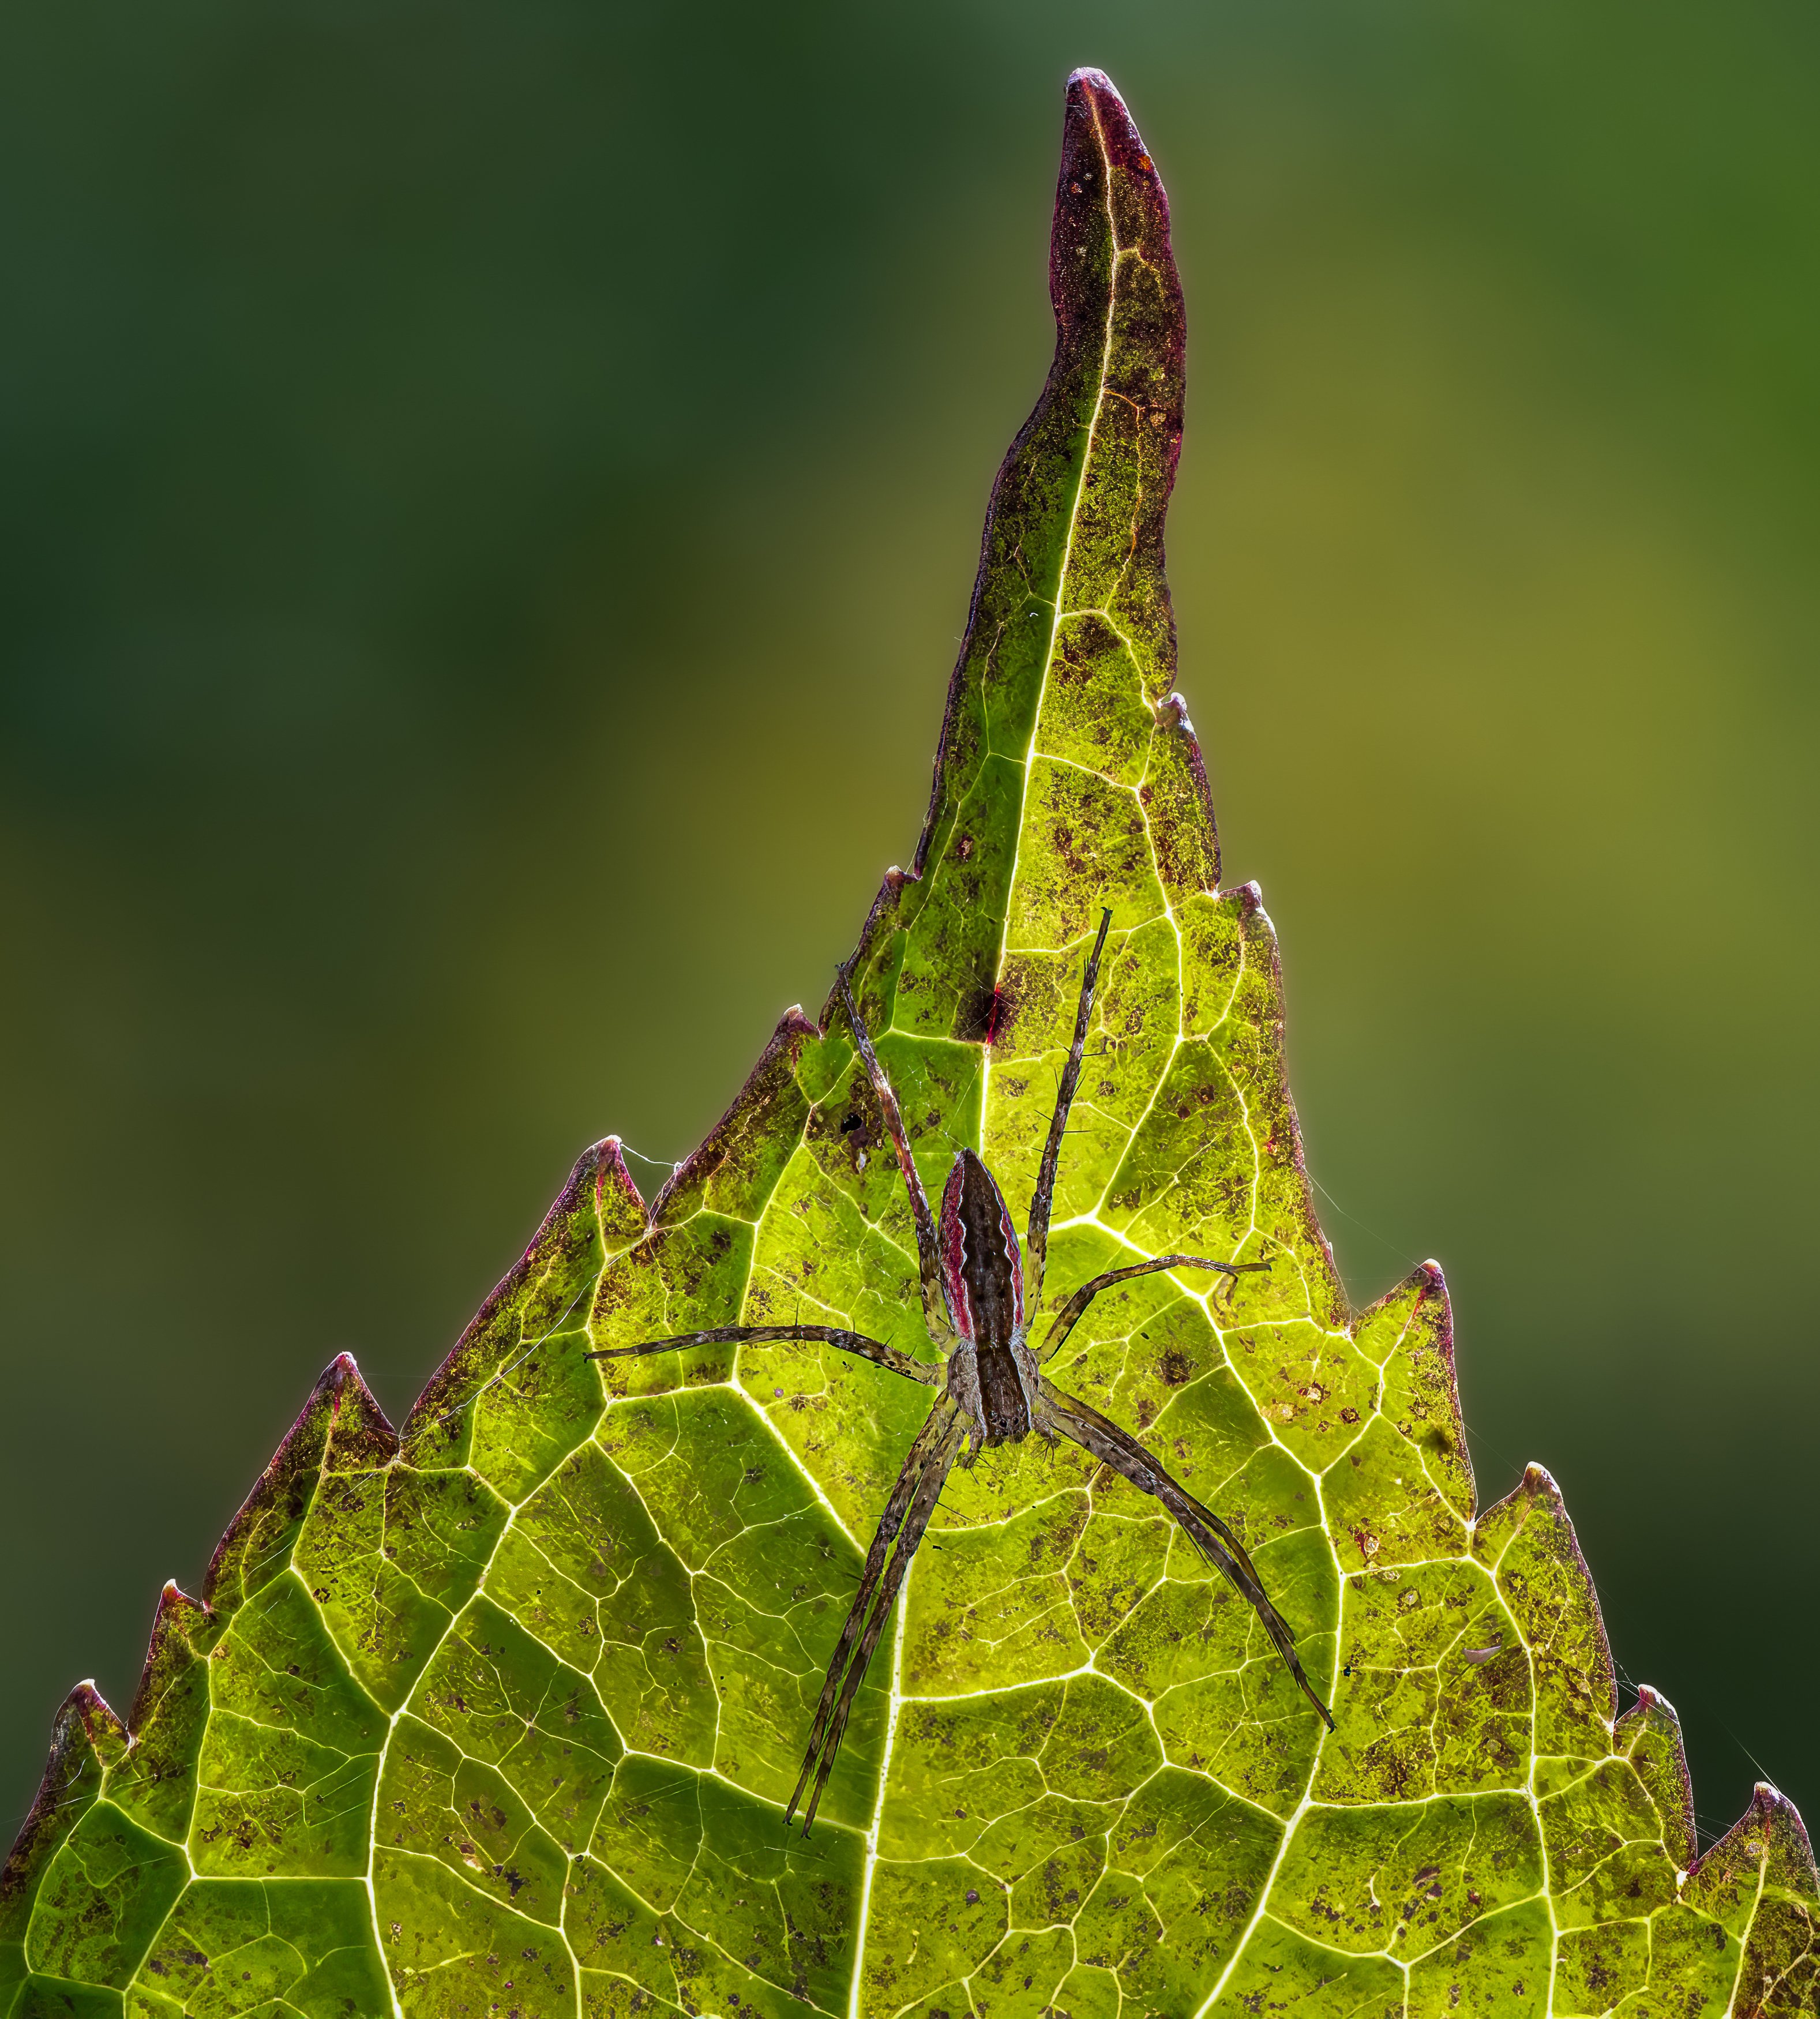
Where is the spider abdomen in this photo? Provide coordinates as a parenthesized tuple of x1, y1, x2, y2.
(938, 1147, 1025, 1348)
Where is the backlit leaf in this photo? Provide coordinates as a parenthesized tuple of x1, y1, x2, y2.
(5, 69, 1813, 2019)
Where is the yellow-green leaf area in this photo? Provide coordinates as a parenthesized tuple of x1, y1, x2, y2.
(26, 1806, 187, 1990)
(1402, 1900, 1553, 2017)
(127, 1877, 392, 2018)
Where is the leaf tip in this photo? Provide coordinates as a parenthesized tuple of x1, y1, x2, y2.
(1153, 689, 1193, 733)
(1228, 880, 1275, 933)
(1064, 68, 1168, 190)
(319, 1349, 398, 1444)
(1718, 1781, 1818, 1885)
(1063, 68, 1131, 133)
(1, 1680, 128, 1902)
(1521, 1459, 1564, 1502)
(595, 1134, 650, 1224)
(153, 1577, 211, 1624)
(48, 1679, 125, 1766)
(653, 1003, 825, 1222)
(1615, 1683, 1698, 1871)
(121, 1580, 213, 1739)
(1751, 1780, 1814, 1844)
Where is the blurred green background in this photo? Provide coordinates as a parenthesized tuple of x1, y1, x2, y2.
(3, 1, 1815, 1851)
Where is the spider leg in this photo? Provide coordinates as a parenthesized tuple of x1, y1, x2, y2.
(1024, 907, 1113, 1309)
(1038, 1381, 1334, 1731)
(837, 971, 954, 1346)
(1036, 1252, 1271, 1362)
(586, 1324, 937, 1386)
(787, 1397, 967, 1833)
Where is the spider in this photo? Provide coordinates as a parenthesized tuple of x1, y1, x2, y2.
(587, 909, 1334, 1832)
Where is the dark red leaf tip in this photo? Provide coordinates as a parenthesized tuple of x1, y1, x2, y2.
(1064, 68, 1165, 189)
(154, 1578, 209, 1620)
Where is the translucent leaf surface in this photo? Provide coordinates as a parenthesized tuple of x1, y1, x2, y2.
(5, 69, 1813, 2019)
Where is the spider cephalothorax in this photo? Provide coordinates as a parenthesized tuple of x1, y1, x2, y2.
(588, 909, 1334, 1831)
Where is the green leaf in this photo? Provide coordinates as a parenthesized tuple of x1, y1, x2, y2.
(5, 67, 1814, 2019)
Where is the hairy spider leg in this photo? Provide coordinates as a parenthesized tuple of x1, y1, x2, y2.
(787, 1398, 970, 1833)
(585, 1323, 938, 1386)
(838, 971, 955, 1348)
(1037, 1252, 1273, 1363)
(1023, 907, 1113, 1309)
(1038, 1382, 1335, 1729)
